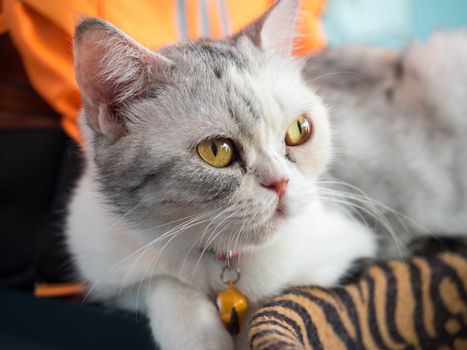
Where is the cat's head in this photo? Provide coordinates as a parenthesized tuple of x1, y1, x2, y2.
(74, 0, 331, 254)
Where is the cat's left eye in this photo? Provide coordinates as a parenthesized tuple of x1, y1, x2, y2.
(285, 115, 312, 146)
(197, 138, 236, 168)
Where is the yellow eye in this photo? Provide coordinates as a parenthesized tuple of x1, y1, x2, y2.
(197, 138, 235, 168)
(285, 115, 312, 146)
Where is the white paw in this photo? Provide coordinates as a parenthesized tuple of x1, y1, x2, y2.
(146, 277, 235, 350)
(158, 324, 233, 350)
(186, 307, 234, 350)
(152, 301, 234, 350)
(194, 327, 234, 350)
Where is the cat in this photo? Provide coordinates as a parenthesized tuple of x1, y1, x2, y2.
(303, 32, 467, 257)
(66, 1, 377, 349)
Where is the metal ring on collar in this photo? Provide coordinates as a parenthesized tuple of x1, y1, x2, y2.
(220, 266, 241, 284)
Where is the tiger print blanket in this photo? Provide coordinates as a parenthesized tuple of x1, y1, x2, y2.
(249, 251, 467, 350)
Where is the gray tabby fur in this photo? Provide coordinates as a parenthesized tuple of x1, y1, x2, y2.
(79, 20, 300, 241)
(67, 1, 466, 346)
(69, 4, 377, 348)
(303, 32, 467, 256)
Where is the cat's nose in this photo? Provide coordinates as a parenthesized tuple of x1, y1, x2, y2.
(263, 178, 289, 200)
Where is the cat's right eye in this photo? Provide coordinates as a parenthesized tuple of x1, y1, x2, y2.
(285, 115, 312, 146)
(197, 138, 236, 168)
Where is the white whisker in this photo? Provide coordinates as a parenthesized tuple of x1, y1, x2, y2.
(190, 206, 241, 283)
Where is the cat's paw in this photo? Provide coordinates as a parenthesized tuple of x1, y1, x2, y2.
(162, 318, 233, 350)
(147, 277, 234, 350)
(194, 327, 234, 350)
(154, 321, 233, 350)
(186, 304, 234, 350)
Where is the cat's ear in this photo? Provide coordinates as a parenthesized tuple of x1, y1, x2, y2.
(74, 18, 173, 138)
(233, 0, 300, 55)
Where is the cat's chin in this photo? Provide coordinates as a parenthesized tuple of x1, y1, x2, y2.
(273, 203, 287, 219)
(200, 216, 284, 256)
(236, 215, 287, 249)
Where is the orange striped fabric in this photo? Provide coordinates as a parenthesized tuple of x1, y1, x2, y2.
(249, 251, 467, 350)
(1, 0, 326, 144)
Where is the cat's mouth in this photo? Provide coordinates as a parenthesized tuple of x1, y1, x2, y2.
(274, 202, 287, 218)
(199, 215, 284, 254)
(194, 200, 288, 252)
(245, 204, 288, 242)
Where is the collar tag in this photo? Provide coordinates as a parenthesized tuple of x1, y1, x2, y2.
(215, 250, 249, 334)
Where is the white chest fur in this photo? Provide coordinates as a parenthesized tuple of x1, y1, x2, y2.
(67, 174, 376, 308)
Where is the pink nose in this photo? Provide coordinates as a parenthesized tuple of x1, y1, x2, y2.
(263, 178, 289, 200)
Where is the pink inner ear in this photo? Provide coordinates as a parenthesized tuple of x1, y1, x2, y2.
(75, 28, 124, 104)
(74, 27, 127, 137)
(73, 19, 172, 138)
(75, 62, 102, 103)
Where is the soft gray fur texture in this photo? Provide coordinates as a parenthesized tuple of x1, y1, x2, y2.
(303, 32, 467, 256)
(67, 1, 466, 347)
(74, 16, 319, 248)
(69, 3, 378, 349)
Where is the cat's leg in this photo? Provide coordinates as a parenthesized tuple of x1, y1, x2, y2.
(146, 276, 233, 350)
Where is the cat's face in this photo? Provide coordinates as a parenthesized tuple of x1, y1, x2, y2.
(74, 0, 331, 253)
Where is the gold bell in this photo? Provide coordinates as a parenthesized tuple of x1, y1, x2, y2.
(217, 281, 249, 335)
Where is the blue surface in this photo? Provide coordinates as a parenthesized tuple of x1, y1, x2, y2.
(323, 0, 467, 47)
